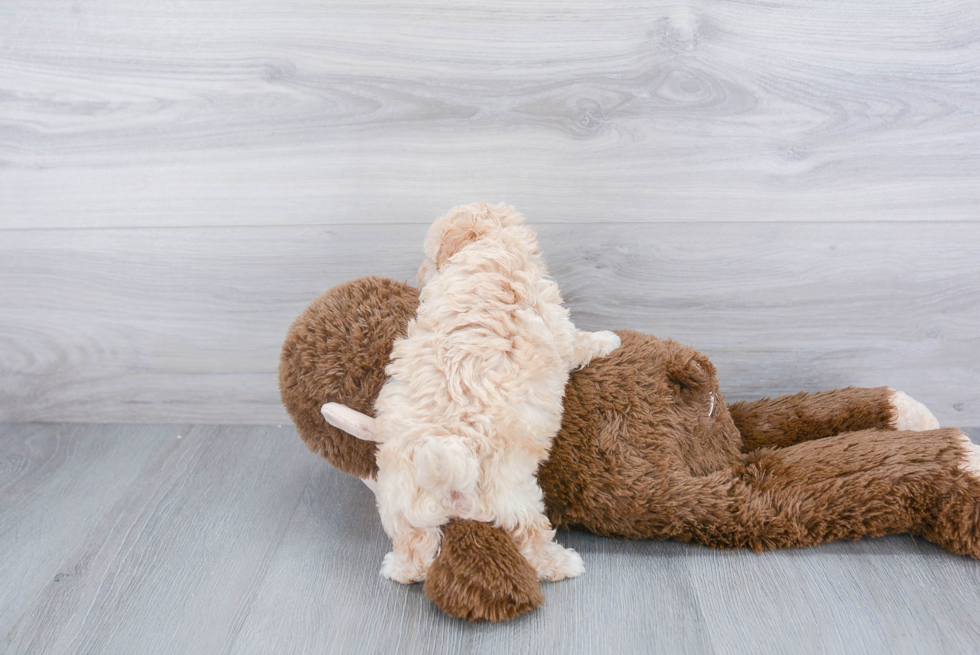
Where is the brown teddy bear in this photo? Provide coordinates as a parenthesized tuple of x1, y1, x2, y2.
(279, 276, 980, 622)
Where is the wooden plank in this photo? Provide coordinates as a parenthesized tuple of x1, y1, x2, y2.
(0, 423, 174, 637)
(1, 222, 977, 424)
(0, 424, 313, 655)
(2, 221, 977, 425)
(2, 0, 978, 229)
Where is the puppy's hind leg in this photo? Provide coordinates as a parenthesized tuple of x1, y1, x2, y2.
(381, 524, 443, 584)
(486, 469, 584, 581)
(377, 467, 446, 584)
(508, 511, 584, 582)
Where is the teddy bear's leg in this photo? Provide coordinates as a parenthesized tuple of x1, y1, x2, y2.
(728, 387, 939, 452)
(681, 427, 980, 557)
(920, 433, 980, 557)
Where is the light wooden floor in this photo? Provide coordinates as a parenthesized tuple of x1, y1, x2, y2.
(4, 423, 980, 655)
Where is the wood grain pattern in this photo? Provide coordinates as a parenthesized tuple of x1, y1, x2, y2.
(1, 0, 978, 228)
(0, 424, 176, 638)
(1, 222, 977, 424)
(3, 424, 980, 654)
(1, 424, 312, 655)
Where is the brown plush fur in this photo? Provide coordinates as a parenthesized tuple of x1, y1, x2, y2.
(730, 387, 897, 452)
(279, 277, 980, 621)
(279, 277, 418, 480)
(424, 520, 544, 622)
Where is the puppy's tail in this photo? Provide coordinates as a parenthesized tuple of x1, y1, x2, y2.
(415, 435, 480, 496)
(424, 519, 544, 621)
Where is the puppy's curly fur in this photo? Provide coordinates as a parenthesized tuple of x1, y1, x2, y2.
(374, 203, 620, 583)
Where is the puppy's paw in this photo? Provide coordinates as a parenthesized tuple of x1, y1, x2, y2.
(889, 389, 940, 431)
(571, 330, 622, 368)
(381, 550, 425, 584)
(588, 330, 621, 358)
(529, 543, 585, 582)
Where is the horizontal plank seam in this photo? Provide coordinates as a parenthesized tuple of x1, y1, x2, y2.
(2, 219, 979, 233)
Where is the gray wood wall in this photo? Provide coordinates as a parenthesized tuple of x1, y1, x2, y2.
(2, 0, 978, 424)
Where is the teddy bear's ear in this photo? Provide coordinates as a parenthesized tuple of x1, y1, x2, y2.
(321, 403, 381, 442)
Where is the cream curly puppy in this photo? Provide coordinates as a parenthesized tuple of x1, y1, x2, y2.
(373, 203, 621, 584)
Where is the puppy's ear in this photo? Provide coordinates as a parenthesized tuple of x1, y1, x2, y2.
(435, 222, 488, 269)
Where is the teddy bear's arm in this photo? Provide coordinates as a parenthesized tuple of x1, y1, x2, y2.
(728, 386, 934, 452)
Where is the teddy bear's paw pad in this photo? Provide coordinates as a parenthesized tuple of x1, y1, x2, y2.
(381, 550, 425, 584)
(955, 433, 980, 481)
(531, 543, 585, 582)
(889, 389, 940, 431)
(589, 331, 622, 358)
